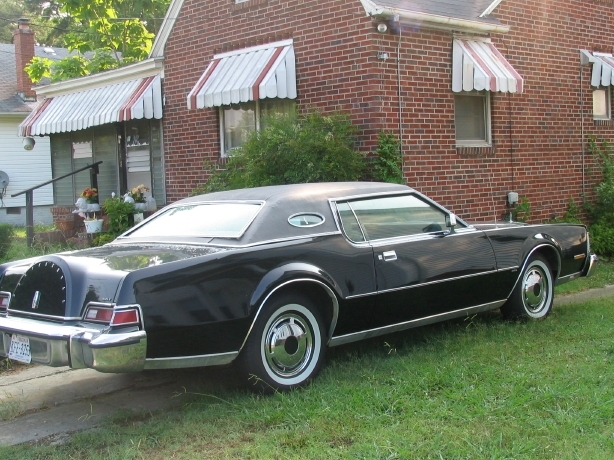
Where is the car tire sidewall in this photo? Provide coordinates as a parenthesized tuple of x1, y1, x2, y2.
(259, 303, 323, 387)
(239, 294, 326, 392)
(503, 256, 553, 319)
(520, 259, 553, 319)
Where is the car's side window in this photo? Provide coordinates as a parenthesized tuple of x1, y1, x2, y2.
(336, 202, 366, 242)
(346, 194, 449, 241)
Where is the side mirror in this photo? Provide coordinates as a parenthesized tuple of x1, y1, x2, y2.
(446, 214, 457, 233)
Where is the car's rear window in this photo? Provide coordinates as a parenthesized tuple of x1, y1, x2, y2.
(125, 202, 263, 239)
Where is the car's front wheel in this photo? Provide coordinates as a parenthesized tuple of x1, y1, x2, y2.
(237, 293, 326, 393)
(501, 255, 554, 319)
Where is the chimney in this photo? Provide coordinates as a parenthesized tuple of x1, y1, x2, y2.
(13, 18, 36, 102)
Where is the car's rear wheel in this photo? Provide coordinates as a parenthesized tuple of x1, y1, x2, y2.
(237, 292, 326, 393)
(501, 255, 554, 319)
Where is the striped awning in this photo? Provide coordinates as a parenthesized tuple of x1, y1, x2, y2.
(19, 75, 163, 136)
(452, 38, 524, 93)
(187, 39, 296, 109)
(581, 51, 614, 87)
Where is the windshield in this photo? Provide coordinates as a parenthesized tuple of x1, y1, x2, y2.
(125, 202, 263, 239)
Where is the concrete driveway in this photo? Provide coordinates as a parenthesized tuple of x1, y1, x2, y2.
(2, 285, 613, 446)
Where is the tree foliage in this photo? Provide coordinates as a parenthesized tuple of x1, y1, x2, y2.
(19, 0, 170, 83)
(194, 110, 368, 194)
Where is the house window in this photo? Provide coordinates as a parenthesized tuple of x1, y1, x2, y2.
(220, 99, 295, 156)
(593, 88, 611, 120)
(454, 92, 491, 147)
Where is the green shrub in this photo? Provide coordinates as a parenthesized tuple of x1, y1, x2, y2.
(370, 131, 403, 184)
(586, 137, 614, 258)
(0, 224, 15, 260)
(92, 233, 116, 247)
(195, 109, 366, 193)
(102, 197, 135, 236)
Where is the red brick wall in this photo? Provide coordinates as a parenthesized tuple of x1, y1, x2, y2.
(162, 0, 614, 223)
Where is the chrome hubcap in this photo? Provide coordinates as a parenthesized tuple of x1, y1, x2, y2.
(522, 266, 548, 314)
(264, 313, 313, 378)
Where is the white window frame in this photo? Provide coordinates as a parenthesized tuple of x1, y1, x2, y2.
(593, 87, 611, 120)
(454, 91, 492, 148)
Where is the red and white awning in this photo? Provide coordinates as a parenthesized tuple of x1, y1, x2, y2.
(187, 39, 296, 109)
(19, 75, 163, 136)
(581, 51, 614, 87)
(452, 38, 524, 93)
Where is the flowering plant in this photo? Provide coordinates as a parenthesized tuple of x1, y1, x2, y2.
(129, 184, 149, 203)
(80, 187, 98, 203)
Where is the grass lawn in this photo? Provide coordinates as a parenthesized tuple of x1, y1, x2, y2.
(0, 259, 612, 458)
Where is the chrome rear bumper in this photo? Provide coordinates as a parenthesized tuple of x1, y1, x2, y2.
(0, 316, 146, 373)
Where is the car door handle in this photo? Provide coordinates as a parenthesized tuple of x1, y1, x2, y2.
(382, 250, 397, 261)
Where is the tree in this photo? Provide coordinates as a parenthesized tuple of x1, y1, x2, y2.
(24, 0, 170, 83)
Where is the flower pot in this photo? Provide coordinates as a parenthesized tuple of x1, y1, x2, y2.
(134, 202, 147, 211)
(84, 219, 104, 233)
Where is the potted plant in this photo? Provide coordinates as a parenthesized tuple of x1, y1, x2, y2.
(129, 184, 149, 211)
(83, 213, 104, 233)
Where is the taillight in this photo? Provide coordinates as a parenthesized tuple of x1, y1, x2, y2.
(85, 306, 114, 323)
(111, 308, 140, 326)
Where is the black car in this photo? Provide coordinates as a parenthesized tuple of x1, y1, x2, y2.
(0, 182, 596, 392)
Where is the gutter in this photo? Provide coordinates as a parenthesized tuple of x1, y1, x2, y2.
(34, 57, 165, 98)
(359, 0, 510, 34)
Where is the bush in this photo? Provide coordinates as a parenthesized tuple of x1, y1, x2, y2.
(102, 197, 135, 236)
(0, 224, 14, 260)
(586, 137, 614, 258)
(195, 110, 366, 193)
(370, 131, 403, 184)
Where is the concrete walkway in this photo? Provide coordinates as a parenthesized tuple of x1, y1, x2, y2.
(1, 286, 612, 446)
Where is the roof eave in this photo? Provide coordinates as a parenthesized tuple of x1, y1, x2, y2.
(34, 57, 165, 98)
(150, 0, 186, 58)
(359, 0, 510, 34)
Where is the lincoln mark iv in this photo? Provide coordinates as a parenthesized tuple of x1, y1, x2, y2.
(0, 183, 596, 391)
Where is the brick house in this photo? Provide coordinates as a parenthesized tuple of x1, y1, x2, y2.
(147, 0, 614, 223)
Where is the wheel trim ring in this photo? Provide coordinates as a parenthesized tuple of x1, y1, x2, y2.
(264, 313, 314, 378)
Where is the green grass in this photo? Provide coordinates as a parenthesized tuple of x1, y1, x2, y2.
(0, 235, 613, 457)
(2, 297, 613, 458)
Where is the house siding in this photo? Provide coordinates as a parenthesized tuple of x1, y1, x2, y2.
(161, 0, 614, 223)
(0, 116, 53, 224)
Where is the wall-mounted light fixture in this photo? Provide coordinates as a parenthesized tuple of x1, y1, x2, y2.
(22, 137, 35, 151)
(377, 23, 388, 34)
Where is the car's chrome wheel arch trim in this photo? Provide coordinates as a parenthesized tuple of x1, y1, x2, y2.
(506, 244, 561, 300)
(240, 278, 340, 354)
(329, 300, 506, 347)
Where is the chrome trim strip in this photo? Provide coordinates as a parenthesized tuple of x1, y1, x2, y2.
(556, 271, 584, 285)
(113, 231, 342, 248)
(6, 309, 82, 321)
(239, 278, 340, 352)
(144, 351, 238, 369)
(329, 300, 506, 347)
(345, 268, 509, 299)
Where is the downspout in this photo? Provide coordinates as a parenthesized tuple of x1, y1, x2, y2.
(396, 16, 403, 178)
(579, 50, 593, 203)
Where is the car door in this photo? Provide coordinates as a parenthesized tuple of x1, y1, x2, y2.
(338, 194, 502, 328)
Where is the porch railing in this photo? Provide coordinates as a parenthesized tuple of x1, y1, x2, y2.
(11, 161, 103, 247)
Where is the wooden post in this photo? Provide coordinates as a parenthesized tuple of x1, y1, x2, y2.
(25, 190, 34, 247)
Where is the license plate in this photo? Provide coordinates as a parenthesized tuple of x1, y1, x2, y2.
(8, 334, 32, 364)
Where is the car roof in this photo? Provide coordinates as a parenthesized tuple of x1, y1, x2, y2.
(150, 182, 415, 246)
